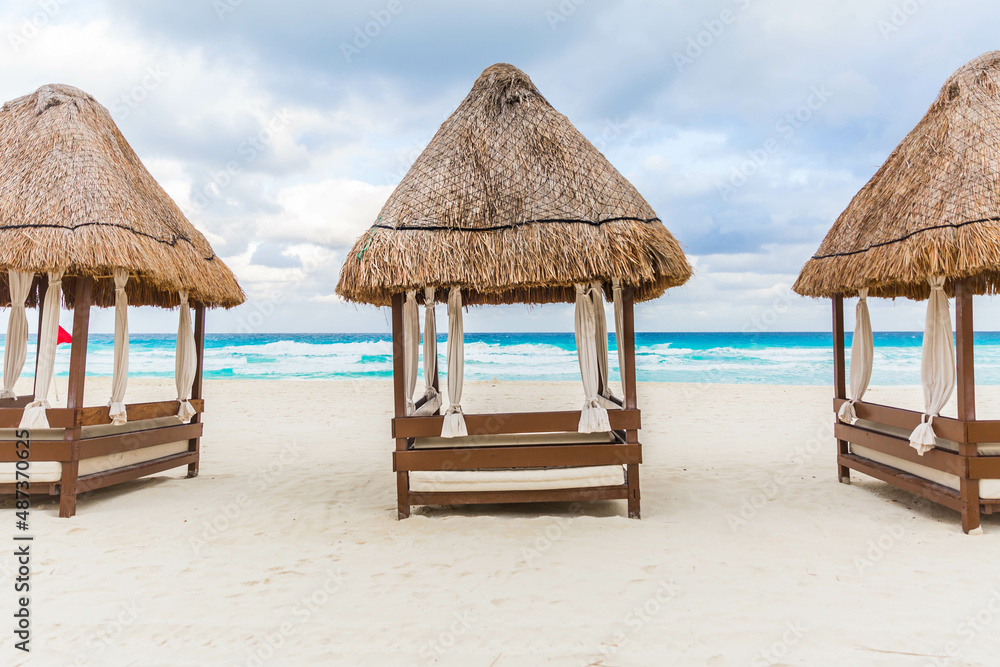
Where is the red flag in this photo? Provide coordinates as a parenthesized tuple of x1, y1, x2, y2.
(57, 326, 72, 345)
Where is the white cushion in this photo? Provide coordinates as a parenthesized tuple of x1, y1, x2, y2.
(410, 465, 626, 493)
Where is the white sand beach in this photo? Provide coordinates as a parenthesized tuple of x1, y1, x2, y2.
(2, 378, 1000, 666)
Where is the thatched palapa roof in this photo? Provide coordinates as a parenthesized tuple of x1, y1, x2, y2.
(795, 51, 1000, 300)
(337, 63, 692, 306)
(0, 84, 244, 308)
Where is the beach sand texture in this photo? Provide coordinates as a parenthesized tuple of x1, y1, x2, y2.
(2, 378, 999, 666)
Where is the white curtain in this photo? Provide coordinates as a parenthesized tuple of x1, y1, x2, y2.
(108, 269, 130, 425)
(909, 277, 956, 455)
(403, 290, 419, 415)
(592, 281, 618, 404)
(575, 283, 611, 433)
(441, 287, 467, 438)
(613, 278, 625, 400)
(414, 287, 442, 416)
(838, 289, 873, 424)
(175, 290, 198, 423)
(20, 270, 64, 429)
(2, 270, 32, 399)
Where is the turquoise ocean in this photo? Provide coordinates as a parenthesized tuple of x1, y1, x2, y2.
(17, 332, 1000, 385)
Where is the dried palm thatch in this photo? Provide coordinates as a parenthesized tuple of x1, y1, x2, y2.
(337, 63, 692, 306)
(796, 51, 1000, 301)
(0, 84, 244, 309)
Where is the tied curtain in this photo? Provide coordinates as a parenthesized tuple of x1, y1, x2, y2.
(2, 270, 33, 400)
(908, 277, 956, 455)
(20, 270, 64, 429)
(838, 289, 873, 424)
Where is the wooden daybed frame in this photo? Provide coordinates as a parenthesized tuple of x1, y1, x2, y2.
(389, 289, 643, 519)
(832, 280, 999, 533)
(0, 278, 207, 518)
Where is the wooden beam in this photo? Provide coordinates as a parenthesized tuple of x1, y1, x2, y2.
(60, 276, 92, 518)
(966, 420, 1000, 444)
(833, 296, 847, 400)
(954, 278, 981, 533)
(0, 441, 73, 462)
(391, 293, 409, 518)
(832, 398, 967, 443)
(622, 287, 638, 411)
(75, 451, 198, 494)
(833, 296, 849, 483)
(188, 303, 207, 478)
(393, 409, 641, 439)
(968, 456, 1000, 480)
(77, 423, 203, 460)
(835, 422, 965, 476)
(0, 407, 76, 429)
(839, 453, 964, 512)
(65, 277, 92, 411)
(955, 279, 976, 422)
(78, 399, 204, 426)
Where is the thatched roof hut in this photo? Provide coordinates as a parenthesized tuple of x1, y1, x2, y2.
(795, 51, 1000, 301)
(337, 63, 692, 306)
(0, 83, 244, 309)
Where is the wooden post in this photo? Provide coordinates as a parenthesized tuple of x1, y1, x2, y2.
(955, 280, 980, 534)
(59, 277, 92, 518)
(622, 288, 640, 519)
(187, 303, 206, 478)
(833, 296, 850, 483)
(391, 293, 410, 519)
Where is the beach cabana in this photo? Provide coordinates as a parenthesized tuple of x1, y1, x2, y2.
(794, 52, 1000, 533)
(0, 84, 243, 517)
(337, 64, 692, 518)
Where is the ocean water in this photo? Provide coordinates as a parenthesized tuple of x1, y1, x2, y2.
(15, 331, 1000, 385)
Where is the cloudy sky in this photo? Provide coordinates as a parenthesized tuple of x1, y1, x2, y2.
(2, 0, 999, 333)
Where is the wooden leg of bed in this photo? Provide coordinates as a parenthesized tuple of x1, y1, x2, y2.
(187, 428, 201, 478)
(961, 478, 981, 534)
(397, 472, 410, 519)
(837, 438, 851, 484)
(59, 460, 79, 519)
(627, 464, 640, 519)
